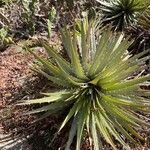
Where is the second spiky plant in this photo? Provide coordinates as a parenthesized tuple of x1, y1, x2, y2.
(97, 0, 149, 31)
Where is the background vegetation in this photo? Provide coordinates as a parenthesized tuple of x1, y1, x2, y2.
(0, 0, 150, 150)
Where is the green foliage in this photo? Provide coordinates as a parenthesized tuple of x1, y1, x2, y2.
(0, 27, 13, 50)
(0, 27, 8, 42)
(21, 0, 37, 36)
(97, 0, 149, 31)
(0, 0, 15, 6)
(138, 5, 150, 30)
(47, 7, 56, 38)
(18, 17, 150, 150)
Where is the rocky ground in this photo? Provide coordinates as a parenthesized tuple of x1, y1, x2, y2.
(0, 45, 33, 150)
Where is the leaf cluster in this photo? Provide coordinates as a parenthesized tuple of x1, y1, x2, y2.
(97, 0, 150, 31)
(18, 17, 150, 150)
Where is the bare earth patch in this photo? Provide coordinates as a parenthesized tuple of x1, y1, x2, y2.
(0, 45, 34, 150)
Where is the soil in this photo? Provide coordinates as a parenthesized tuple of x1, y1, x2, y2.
(0, 38, 73, 150)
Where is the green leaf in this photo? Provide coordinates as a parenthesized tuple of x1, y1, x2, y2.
(41, 90, 72, 96)
(91, 113, 100, 150)
(104, 75, 150, 90)
(58, 98, 83, 132)
(17, 91, 74, 105)
(80, 18, 89, 69)
(31, 65, 71, 87)
(99, 112, 130, 149)
(24, 99, 74, 115)
(101, 101, 139, 127)
(76, 100, 90, 150)
(56, 61, 85, 87)
(40, 40, 73, 74)
(17, 96, 62, 105)
(112, 119, 138, 143)
(102, 95, 148, 107)
(125, 125, 144, 140)
(27, 48, 61, 76)
(60, 27, 87, 79)
(95, 114, 117, 150)
(88, 28, 112, 76)
(99, 65, 139, 85)
(65, 116, 77, 150)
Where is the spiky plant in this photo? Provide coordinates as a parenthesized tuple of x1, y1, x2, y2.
(138, 5, 150, 30)
(18, 18, 150, 150)
(96, 0, 149, 31)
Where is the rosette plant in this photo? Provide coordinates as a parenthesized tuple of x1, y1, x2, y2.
(96, 0, 149, 31)
(138, 5, 150, 30)
(19, 17, 150, 150)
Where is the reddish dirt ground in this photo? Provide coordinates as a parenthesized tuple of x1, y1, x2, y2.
(0, 46, 33, 106)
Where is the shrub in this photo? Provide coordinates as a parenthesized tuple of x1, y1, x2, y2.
(97, 0, 149, 31)
(21, 0, 37, 36)
(138, 5, 150, 30)
(18, 17, 150, 150)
